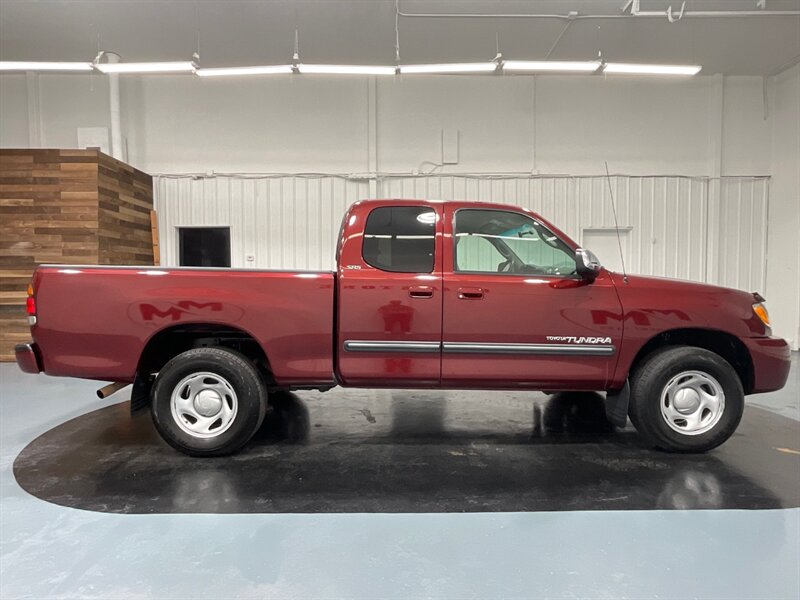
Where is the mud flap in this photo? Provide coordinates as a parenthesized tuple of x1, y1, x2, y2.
(130, 374, 153, 413)
(605, 381, 630, 428)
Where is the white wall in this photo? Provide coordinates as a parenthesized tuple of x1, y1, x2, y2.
(1, 70, 797, 346)
(0, 72, 775, 176)
(767, 64, 800, 350)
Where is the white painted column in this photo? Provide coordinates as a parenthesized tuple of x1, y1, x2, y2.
(706, 74, 725, 285)
(367, 76, 378, 198)
(106, 52, 123, 160)
(25, 72, 41, 147)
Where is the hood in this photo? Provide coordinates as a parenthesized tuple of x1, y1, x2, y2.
(611, 272, 760, 302)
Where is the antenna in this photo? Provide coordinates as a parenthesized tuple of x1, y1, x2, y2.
(604, 161, 628, 283)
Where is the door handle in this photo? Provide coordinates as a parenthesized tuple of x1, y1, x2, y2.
(458, 287, 484, 300)
(408, 285, 434, 299)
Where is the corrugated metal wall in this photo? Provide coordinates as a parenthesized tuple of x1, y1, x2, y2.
(154, 174, 770, 293)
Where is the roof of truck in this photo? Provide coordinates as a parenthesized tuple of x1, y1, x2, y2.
(352, 198, 534, 213)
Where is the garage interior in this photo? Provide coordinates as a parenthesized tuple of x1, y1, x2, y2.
(1, 1, 799, 599)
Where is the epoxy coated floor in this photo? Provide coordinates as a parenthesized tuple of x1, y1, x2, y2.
(1, 357, 799, 599)
(13, 393, 800, 513)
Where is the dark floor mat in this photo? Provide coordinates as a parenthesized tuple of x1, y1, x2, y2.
(13, 390, 800, 513)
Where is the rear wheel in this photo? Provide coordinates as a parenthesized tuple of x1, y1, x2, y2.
(151, 347, 267, 456)
(629, 346, 744, 453)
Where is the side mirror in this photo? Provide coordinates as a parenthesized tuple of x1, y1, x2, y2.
(575, 248, 602, 282)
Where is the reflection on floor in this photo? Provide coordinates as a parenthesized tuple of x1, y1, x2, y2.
(14, 389, 799, 513)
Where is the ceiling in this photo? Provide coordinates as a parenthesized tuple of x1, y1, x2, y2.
(1, 1, 798, 76)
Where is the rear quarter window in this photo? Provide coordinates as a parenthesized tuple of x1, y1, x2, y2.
(362, 206, 435, 273)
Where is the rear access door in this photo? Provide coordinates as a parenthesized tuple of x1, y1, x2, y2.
(336, 203, 443, 386)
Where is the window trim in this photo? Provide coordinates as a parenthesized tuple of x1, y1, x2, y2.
(361, 205, 437, 274)
(451, 208, 579, 279)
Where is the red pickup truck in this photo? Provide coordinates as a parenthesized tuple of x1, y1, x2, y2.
(16, 199, 791, 456)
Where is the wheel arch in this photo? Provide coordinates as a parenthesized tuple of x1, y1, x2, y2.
(627, 328, 754, 394)
(137, 323, 275, 386)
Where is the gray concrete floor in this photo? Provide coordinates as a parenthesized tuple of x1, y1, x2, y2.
(1, 356, 798, 599)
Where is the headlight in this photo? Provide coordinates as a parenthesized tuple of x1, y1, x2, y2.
(752, 302, 770, 327)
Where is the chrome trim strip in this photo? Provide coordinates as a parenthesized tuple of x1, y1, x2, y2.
(343, 340, 441, 353)
(39, 264, 331, 274)
(344, 340, 615, 355)
(442, 342, 615, 356)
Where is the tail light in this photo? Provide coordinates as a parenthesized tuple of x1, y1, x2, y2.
(26, 282, 36, 326)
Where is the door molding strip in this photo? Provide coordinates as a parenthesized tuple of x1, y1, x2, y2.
(443, 342, 615, 356)
(343, 340, 441, 353)
(343, 340, 615, 356)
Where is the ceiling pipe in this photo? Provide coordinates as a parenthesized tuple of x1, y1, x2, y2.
(396, 0, 800, 20)
(628, 0, 800, 19)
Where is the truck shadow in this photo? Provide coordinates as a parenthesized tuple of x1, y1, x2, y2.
(12, 389, 800, 514)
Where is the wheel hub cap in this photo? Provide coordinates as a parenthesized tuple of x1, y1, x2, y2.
(169, 371, 239, 439)
(194, 389, 223, 417)
(673, 387, 701, 413)
(660, 370, 725, 436)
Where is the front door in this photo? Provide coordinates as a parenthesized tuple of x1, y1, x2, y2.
(337, 204, 443, 386)
(441, 206, 623, 389)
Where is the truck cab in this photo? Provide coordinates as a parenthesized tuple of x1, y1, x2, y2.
(336, 200, 623, 391)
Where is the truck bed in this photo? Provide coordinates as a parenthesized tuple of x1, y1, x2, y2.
(30, 265, 336, 385)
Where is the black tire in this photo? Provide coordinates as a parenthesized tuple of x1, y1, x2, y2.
(629, 346, 744, 453)
(151, 347, 267, 457)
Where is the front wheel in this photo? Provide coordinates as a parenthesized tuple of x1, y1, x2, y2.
(151, 347, 267, 456)
(629, 346, 744, 453)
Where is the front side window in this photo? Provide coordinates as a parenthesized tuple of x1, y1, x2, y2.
(362, 206, 436, 273)
(454, 209, 576, 276)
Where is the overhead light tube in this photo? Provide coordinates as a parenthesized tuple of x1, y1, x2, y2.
(503, 60, 601, 73)
(400, 62, 498, 74)
(297, 64, 396, 75)
(95, 61, 196, 74)
(0, 61, 93, 72)
(603, 63, 702, 75)
(196, 65, 294, 77)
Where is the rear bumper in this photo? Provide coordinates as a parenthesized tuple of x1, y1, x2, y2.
(743, 336, 792, 394)
(15, 343, 42, 374)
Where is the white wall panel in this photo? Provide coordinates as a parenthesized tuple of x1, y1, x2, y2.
(155, 176, 370, 270)
(154, 174, 770, 297)
(716, 177, 770, 293)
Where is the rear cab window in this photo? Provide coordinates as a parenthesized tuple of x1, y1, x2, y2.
(362, 206, 436, 273)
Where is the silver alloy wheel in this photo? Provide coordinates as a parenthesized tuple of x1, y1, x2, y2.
(170, 371, 238, 439)
(660, 370, 725, 436)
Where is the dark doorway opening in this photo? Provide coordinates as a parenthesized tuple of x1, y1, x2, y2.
(179, 227, 231, 267)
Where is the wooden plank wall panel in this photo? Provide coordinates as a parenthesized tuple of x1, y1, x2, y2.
(97, 153, 155, 265)
(0, 149, 153, 361)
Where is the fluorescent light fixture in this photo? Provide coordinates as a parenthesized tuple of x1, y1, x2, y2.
(400, 62, 498, 74)
(603, 63, 701, 75)
(503, 60, 601, 73)
(196, 65, 293, 77)
(95, 61, 196, 74)
(0, 61, 93, 72)
(297, 64, 396, 75)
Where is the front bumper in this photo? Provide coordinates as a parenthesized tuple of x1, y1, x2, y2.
(743, 336, 792, 394)
(15, 343, 42, 374)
